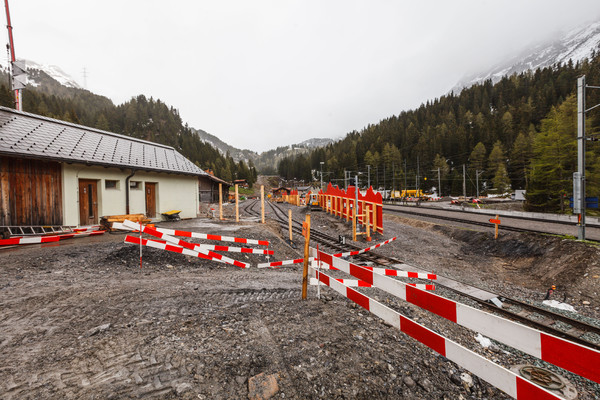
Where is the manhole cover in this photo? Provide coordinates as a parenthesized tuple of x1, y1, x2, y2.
(511, 364, 577, 399)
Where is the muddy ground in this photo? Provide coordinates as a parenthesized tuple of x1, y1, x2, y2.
(1, 202, 599, 399)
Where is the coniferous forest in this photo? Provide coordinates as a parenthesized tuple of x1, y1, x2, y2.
(278, 53, 600, 212)
(0, 72, 257, 187)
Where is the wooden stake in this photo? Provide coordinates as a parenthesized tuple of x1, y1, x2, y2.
(219, 183, 223, 220)
(301, 214, 311, 300)
(288, 209, 293, 242)
(365, 205, 371, 241)
(495, 214, 499, 239)
(235, 184, 239, 222)
(372, 203, 377, 235)
(352, 206, 357, 241)
(261, 185, 265, 224)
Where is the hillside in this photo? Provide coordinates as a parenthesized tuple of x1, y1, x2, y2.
(278, 53, 600, 212)
(0, 66, 258, 186)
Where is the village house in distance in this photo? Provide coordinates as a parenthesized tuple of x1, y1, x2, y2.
(0, 107, 228, 227)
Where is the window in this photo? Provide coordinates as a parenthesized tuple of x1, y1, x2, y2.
(105, 180, 119, 190)
(130, 181, 142, 190)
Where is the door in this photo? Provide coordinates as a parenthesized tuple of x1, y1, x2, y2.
(78, 179, 98, 225)
(145, 182, 156, 218)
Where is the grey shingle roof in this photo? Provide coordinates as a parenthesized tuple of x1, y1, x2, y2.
(0, 107, 207, 176)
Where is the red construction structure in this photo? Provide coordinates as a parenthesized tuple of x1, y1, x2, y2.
(318, 183, 383, 234)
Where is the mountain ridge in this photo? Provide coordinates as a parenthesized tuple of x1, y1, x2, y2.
(452, 20, 600, 93)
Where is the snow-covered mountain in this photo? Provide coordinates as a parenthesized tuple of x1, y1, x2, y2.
(0, 58, 82, 89)
(24, 60, 82, 89)
(453, 20, 600, 93)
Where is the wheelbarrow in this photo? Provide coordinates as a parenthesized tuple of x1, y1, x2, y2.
(161, 210, 181, 221)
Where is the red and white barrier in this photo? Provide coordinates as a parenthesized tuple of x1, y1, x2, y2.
(0, 235, 61, 246)
(332, 237, 397, 258)
(320, 264, 436, 280)
(257, 257, 315, 268)
(125, 236, 250, 268)
(155, 227, 269, 246)
(312, 248, 600, 384)
(130, 237, 273, 255)
(310, 267, 561, 399)
(309, 276, 435, 290)
(122, 220, 249, 268)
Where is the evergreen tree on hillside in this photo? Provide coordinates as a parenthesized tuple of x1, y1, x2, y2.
(526, 95, 578, 211)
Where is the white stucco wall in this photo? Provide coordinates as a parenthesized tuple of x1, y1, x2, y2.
(62, 164, 200, 226)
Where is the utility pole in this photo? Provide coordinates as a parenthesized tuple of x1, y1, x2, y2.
(577, 76, 587, 240)
(383, 165, 386, 198)
(320, 161, 324, 190)
(463, 164, 467, 200)
(392, 163, 395, 197)
(82, 67, 88, 89)
(437, 168, 441, 198)
(416, 156, 420, 195)
(404, 159, 407, 196)
(367, 165, 370, 189)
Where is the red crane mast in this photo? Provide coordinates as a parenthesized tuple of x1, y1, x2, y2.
(4, 0, 21, 110)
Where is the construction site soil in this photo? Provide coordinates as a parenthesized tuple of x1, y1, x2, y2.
(1, 202, 599, 399)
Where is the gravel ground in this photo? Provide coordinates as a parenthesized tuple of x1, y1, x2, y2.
(0, 201, 599, 399)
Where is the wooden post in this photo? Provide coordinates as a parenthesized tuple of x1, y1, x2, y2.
(495, 214, 499, 239)
(235, 184, 239, 222)
(261, 185, 265, 224)
(352, 206, 357, 241)
(219, 183, 223, 220)
(372, 203, 377, 234)
(365, 205, 371, 241)
(288, 209, 293, 242)
(301, 214, 311, 299)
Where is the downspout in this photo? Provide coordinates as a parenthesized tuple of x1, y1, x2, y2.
(125, 169, 136, 214)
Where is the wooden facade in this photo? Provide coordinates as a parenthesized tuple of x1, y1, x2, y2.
(0, 156, 63, 226)
(198, 175, 230, 203)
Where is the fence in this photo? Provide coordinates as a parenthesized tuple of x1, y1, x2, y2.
(318, 183, 383, 234)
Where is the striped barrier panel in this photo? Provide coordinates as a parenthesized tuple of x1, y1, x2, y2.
(72, 230, 106, 238)
(320, 264, 436, 280)
(126, 236, 242, 267)
(125, 236, 273, 255)
(332, 236, 397, 257)
(122, 220, 249, 268)
(257, 257, 315, 268)
(0, 235, 61, 246)
(155, 227, 269, 246)
(310, 266, 561, 399)
(311, 248, 600, 384)
(309, 276, 435, 290)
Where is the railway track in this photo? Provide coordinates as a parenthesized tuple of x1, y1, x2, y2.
(242, 199, 600, 351)
(383, 203, 600, 242)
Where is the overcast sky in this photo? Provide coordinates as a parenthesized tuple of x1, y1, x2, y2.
(7, 1, 600, 152)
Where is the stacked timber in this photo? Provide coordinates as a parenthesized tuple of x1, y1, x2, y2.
(101, 214, 150, 231)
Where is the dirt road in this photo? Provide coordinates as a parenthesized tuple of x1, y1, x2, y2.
(1, 210, 598, 399)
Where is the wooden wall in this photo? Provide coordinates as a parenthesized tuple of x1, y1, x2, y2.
(0, 156, 63, 226)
